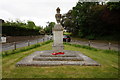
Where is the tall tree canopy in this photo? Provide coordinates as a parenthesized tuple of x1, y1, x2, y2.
(27, 21, 36, 29)
(61, 1, 120, 40)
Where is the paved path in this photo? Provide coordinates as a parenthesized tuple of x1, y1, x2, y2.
(70, 39, 119, 51)
(2, 35, 51, 52)
(1, 35, 119, 51)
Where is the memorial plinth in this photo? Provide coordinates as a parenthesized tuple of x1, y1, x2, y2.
(16, 50, 100, 66)
(52, 24, 64, 51)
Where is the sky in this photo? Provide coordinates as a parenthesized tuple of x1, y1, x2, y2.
(0, 0, 78, 27)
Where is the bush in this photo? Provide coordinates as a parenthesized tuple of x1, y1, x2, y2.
(86, 34, 95, 40)
(2, 26, 40, 36)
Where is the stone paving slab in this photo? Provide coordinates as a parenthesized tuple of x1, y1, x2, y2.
(39, 54, 77, 57)
(16, 50, 100, 66)
(33, 57, 84, 61)
(16, 61, 99, 66)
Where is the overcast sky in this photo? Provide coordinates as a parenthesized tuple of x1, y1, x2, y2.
(0, 0, 78, 27)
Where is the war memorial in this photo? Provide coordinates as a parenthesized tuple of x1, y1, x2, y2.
(16, 7, 100, 66)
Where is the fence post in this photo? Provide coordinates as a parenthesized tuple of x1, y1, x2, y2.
(109, 42, 111, 50)
(66, 39, 68, 42)
(14, 42, 16, 50)
(88, 41, 91, 47)
(50, 37, 52, 40)
(28, 40, 30, 46)
(37, 39, 39, 43)
(48, 37, 50, 40)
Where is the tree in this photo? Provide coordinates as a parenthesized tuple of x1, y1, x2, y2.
(61, 10, 74, 32)
(27, 21, 36, 29)
(62, 1, 120, 40)
(44, 22, 55, 34)
(107, 2, 120, 11)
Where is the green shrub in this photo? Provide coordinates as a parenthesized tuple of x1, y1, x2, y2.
(86, 34, 96, 40)
(2, 25, 40, 36)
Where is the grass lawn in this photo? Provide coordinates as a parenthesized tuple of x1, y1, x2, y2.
(2, 42, 119, 78)
(63, 32, 72, 35)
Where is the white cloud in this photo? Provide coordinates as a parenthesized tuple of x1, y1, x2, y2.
(0, 0, 78, 27)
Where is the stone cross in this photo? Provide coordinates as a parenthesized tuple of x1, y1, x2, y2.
(52, 7, 64, 52)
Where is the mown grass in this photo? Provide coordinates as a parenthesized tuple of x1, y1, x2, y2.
(63, 32, 72, 35)
(2, 42, 119, 78)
